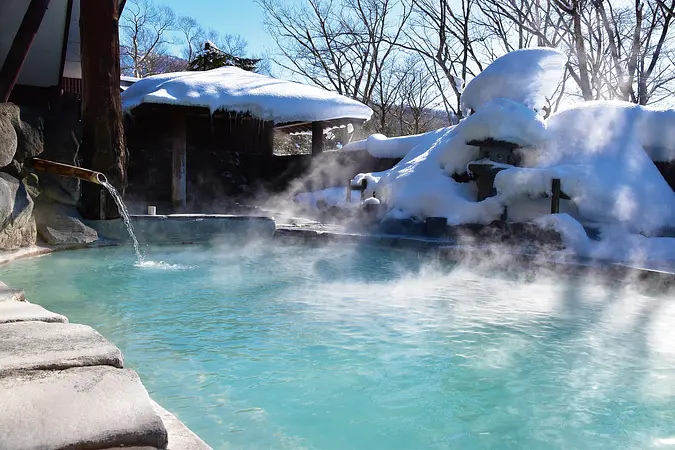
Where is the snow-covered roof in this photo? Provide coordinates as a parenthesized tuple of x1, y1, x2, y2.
(121, 75, 141, 83)
(460, 48, 567, 114)
(121, 67, 373, 125)
(120, 75, 141, 91)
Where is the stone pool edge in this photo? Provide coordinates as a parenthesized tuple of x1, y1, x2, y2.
(0, 242, 212, 450)
(273, 225, 675, 286)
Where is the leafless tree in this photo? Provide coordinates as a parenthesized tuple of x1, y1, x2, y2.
(119, 0, 176, 77)
(658, 0, 675, 18)
(479, 0, 675, 106)
(398, 0, 487, 120)
(177, 16, 204, 63)
(403, 59, 444, 134)
(258, 0, 411, 105)
(205, 30, 249, 57)
(369, 59, 405, 134)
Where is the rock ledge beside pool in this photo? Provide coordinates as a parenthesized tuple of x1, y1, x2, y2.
(0, 281, 211, 450)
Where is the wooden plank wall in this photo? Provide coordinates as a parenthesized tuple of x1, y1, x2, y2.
(124, 106, 398, 212)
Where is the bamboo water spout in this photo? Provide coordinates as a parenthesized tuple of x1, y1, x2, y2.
(25, 158, 108, 185)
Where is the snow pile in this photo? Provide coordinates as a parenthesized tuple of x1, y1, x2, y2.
(340, 130, 450, 158)
(534, 101, 675, 163)
(534, 213, 675, 265)
(322, 98, 547, 224)
(121, 67, 373, 124)
(343, 99, 675, 235)
(515, 101, 675, 234)
(460, 48, 567, 114)
(297, 48, 675, 263)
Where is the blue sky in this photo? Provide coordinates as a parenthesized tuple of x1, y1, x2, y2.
(161, 0, 276, 56)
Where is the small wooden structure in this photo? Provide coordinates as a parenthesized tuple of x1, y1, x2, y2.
(124, 103, 367, 211)
(467, 139, 521, 205)
(466, 139, 570, 220)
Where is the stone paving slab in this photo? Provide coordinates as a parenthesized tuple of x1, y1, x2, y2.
(0, 300, 67, 324)
(152, 400, 212, 450)
(0, 321, 123, 375)
(0, 366, 168, 449)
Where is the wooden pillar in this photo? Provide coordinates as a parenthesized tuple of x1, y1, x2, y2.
(551, 178, 561, 214)
(0, 0, 52, 101)
(79, 0, 126, 220)
(311, 121, 324, 155)
(263, 120, 274, 156)
(171, 113, 187, 210)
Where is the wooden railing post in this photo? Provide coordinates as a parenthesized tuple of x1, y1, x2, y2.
(551, 178, 561, 214)
(311, 121, 324, 155)
(171, 112, 187, 210)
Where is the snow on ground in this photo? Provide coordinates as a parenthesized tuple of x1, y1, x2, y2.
(534, 213, 675, 265)
(525, 101, 675, 234)
(340, 128, 452, 158)
(121, 67, 373, 124)
(296, 48, 675, 264)
(460, 48, 567, 115)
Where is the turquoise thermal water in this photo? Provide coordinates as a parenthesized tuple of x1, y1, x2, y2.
(2, 244, 675, 449)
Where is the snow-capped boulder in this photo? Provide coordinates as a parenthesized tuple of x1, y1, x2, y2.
(460, 48, 567, 114)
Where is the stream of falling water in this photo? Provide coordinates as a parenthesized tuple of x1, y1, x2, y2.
(101, 181, 144, 264)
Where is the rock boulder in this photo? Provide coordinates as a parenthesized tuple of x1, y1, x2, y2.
(0, 115, 17, 168)
(39, 100, 81, 206)
(34, 196, 98, 245)
(13, 106, 44, 162)
(0, 102, 43, 167)
(0, 172, 36, 250)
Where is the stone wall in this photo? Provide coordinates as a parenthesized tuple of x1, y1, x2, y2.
(0, 100, 98, 249)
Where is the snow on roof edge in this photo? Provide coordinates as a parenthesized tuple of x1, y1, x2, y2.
(121, 67, 373, 125)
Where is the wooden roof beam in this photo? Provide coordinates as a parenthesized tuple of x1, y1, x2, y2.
(0, 0, 52, 102)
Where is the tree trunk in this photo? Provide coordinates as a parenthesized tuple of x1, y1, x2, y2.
(571, 1, 593, 100)
(79, 0, 127, 220)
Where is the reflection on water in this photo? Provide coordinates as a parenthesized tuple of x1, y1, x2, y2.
(2, 243, 674, 450)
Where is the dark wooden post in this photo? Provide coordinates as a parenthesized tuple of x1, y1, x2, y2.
(0, 0, 52, 101)
(551, 178, 561, 214)
(171, 112, 187, 210)
(79, 0, 127, 220)
(311, 121, 324, 155)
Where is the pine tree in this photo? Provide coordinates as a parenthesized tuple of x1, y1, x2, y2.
(188, 41, 260, 72)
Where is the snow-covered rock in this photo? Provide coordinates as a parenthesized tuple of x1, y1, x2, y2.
(339, 97, 675, 235)
(460, 48, 567, 114)
(121, 67, 373, 124)
(523, 101, 675, 234)
(296, 48, 675, 264)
